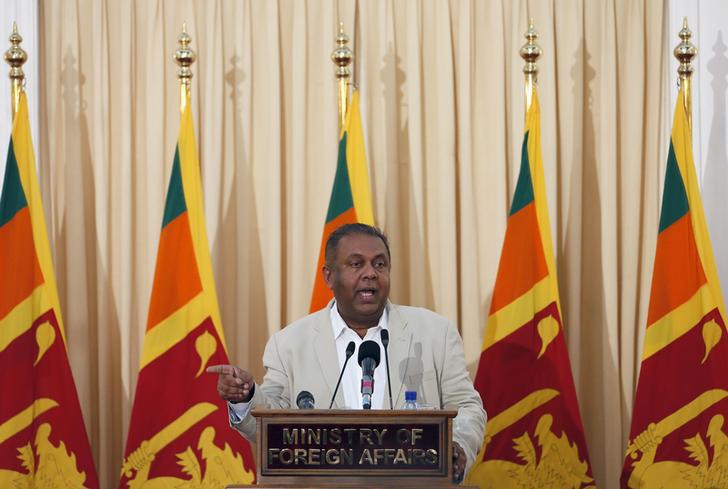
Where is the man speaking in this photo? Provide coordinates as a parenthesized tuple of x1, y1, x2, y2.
(208, 223, 486, 482)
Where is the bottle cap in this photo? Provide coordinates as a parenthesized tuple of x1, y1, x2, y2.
(405, 391, 417, 401)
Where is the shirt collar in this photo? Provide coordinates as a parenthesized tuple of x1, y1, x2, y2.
(330, 300, 388, 340)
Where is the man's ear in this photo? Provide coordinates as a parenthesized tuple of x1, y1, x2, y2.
(322, 265, 333, 289)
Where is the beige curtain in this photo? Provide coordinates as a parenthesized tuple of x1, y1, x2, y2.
(37, 0, 668, 487)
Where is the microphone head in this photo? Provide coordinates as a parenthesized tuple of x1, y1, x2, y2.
(345, 341, 356, 358)
(380, 329, 389, 348)
(358, 340, 381, 368)
(296, 390, 315, 409)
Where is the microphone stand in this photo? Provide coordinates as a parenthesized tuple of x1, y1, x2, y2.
(381, 330, 394, 409)
(329, 341, 356, 409)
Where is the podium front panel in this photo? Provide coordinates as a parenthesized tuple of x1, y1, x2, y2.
(252, 409, 457, 486)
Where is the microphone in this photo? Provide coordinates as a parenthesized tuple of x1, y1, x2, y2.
(296, 390, 315, 409)
(380, 330, 394, 409)
(358, 340, 381, 410)
(329, 341, 356, 409)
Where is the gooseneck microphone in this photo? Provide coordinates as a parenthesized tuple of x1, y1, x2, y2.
(380, 330, 394, 409)
(329, 341, 356, 409)
(358, 340, 381, 409)
(296, 390, 315, 409)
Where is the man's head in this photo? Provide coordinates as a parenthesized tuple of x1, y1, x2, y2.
(323, 224, 391, 330)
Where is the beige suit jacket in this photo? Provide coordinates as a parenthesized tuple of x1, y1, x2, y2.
(231, 302, 486, 470)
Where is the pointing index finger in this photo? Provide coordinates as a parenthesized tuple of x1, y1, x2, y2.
(206, 364, 233, 375)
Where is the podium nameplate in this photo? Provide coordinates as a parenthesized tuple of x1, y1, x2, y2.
(251, 408, 457, 487)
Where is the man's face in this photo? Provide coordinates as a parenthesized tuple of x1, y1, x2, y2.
(323, 233, 391, 327)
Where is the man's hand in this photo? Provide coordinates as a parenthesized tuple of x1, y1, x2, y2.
(452, 441, 466, 483)
(206, 364, 255, 404)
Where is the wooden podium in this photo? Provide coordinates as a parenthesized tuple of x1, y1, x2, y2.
(228, 408, 465, 488)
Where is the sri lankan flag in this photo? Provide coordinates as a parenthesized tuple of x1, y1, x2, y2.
(0, 93, 99, 487)
(620, 88, 728, 488)
(466, 88, 594, 488)
(119, 94, 255, 487)
(309, 90, 375, 311)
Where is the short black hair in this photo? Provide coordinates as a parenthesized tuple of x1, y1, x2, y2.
(324, 223, 391, 266)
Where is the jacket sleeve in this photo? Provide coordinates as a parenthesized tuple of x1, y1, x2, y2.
(440, 321, 487, 474)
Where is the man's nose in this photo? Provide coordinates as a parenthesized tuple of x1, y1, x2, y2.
(362, 262, 378, 278)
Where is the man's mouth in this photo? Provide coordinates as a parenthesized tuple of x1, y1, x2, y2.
(356, 288, 377, 300)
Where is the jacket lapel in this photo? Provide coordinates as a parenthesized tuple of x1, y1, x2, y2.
(385, 303, 412, 408)
(313, 303, 346, 408)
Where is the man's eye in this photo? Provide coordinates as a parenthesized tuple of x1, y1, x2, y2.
(374, 261, 387, 269)
(350, 261, 362, 268)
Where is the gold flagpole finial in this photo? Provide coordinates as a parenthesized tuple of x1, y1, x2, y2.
(173, 22, 196, 113)
(675, 17, 697, 79)
(331, 21, 353, 131)
(520, 19, 541, 113)
(674, 17, 697, 124)
(4, 22, 27, 118)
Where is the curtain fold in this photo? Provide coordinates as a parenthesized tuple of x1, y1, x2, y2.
(36, 1, 666, 487)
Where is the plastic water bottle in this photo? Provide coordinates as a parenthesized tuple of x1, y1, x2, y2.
(404, 391, 418, 410)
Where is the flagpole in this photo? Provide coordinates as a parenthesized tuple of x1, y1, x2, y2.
(331, 21, 352, 133)
(173, 22, 196, 114)
(520, 19, 541, 115)
(674, 17, 697, 128)
(4, 22, 27, 119)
